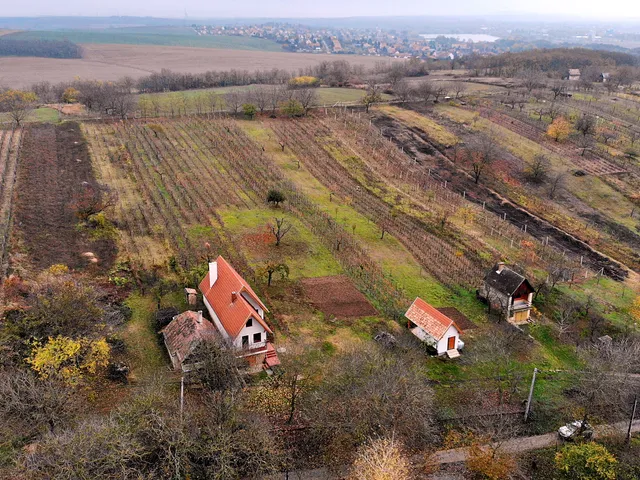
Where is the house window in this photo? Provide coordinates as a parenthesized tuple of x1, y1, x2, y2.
(253, 332, 262, 344)
(242, 335, 249, 347)
(246, 318, 253, 327)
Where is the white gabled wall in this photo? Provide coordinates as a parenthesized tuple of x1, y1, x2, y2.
(436, 325, 461, 355)
(233, 319, 267, 349)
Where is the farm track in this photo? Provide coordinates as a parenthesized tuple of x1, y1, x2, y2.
(371, 113, 629, 280)
(269, 118, 483, 288)
(0, 128, 21, 279)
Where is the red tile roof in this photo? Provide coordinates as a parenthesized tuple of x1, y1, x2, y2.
(199, 256, 272, 340)
(405, 297, 462, 340)
(161, 311, 218, 368)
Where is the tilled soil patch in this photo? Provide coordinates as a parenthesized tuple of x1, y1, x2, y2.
(300, 275, 378, 319)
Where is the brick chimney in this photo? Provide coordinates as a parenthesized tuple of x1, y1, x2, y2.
(496, 262, 505, 274)
(209, 261, 218, 288)
(231, 291, 237, 302)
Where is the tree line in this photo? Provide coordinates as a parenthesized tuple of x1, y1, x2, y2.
(465, 47, 638, 78)
(0, 37, 82, 59)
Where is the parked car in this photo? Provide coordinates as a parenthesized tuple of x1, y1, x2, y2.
(558, 420, 593, 441)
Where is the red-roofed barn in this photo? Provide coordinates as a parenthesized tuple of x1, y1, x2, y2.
(199, 256, 279, 368)
(405, 297, 464, 358)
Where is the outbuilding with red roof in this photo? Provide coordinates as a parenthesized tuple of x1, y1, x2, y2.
(405, 297, 464, 358)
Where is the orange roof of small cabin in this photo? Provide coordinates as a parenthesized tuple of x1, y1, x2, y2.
(405, 297, 462, 340)
(199, 256, 271, 339)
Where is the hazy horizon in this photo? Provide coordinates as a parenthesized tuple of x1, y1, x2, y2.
(3, 0, 640, 21)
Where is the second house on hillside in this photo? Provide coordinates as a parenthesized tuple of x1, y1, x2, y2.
(198, 255, 280, 369)
(405, 297, 464, 358)
(478, 262, 534, 325)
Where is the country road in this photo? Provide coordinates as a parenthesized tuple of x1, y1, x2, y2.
(272, 420, 640, 479)
(429, 419, 640, 465)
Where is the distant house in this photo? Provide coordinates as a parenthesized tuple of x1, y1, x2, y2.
(161, 310, 218, 371)
(199, 256, 280, 368)
(405, 297, 464, 358)
(567, 69, 581, 81)
(600, 72, 610, 83)
(478, 262, 534, 325)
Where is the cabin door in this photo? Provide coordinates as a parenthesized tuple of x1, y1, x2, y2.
(447, 336, 456, 350)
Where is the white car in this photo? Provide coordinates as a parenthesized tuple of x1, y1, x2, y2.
(558, 420, 593, 441)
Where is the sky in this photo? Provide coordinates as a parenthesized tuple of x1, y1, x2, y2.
(3, 0, 640, 19)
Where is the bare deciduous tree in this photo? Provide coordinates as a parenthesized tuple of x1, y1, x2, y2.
(270, 217, 293, 246)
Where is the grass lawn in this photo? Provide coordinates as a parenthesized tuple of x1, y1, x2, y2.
(7, 30, 283, 51)
(220, 206, 342, 280)
(121, 293, 168, 381)
(0, 107, 59, 125)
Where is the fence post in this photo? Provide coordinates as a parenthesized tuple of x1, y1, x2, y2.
(524, 367, 538, 422)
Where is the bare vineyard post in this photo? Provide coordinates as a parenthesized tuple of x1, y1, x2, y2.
(627, 395, 637, 446)
(524, 367, 538, 422)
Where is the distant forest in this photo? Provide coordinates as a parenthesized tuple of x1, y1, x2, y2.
(0, 38, 82, 59)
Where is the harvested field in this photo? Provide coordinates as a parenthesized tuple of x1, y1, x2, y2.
(1, 43, 401, 88)
(12, 122, 116, 271)
(300, 275, 378, 318)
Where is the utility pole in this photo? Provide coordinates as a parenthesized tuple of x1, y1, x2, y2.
(180, 375, 185, 422)
(524, 367, 538, 422)
(626, 395, 637, 446)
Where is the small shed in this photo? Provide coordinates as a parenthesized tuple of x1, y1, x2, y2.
(568, 69, 581, 81)
(161, 310, 218, 371)
(405, 297, 464, 358)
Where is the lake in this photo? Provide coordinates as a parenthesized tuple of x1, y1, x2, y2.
(419, 33, 500, 43)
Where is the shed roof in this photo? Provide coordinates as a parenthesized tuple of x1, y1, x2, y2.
(405, 297, 462, 341)
(161, 311, 217, 368)
(199, 256, 272, 340)
(484, 264, 532, 297)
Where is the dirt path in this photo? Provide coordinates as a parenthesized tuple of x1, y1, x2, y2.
(269, 420, 640, 479)
(429, 419, 640, 465)
(371, 113, 629, 281)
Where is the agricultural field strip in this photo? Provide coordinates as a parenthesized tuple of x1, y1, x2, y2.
(0, 129, 21, 278)
(483, 104, 627, 176)
(318, 112, 547, 263)
(126, 120, 254, 270)
(269, 118, 483, 288)
(474, 105, 640, 254)
(435, 105, 637, 236)
(377, 108, 628, 279)
(83, 122, 168, 266)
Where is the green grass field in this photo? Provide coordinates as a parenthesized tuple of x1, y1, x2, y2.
(7, 30, 283, 51)
(0, 107, 59, 125)
(138, 87, 390, 114)
(220, 206, 342, 279)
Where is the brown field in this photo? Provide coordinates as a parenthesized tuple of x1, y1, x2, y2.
(300, 275, 378, 319)
(1, 43, 400, 88)
(12, 122, 116, 272)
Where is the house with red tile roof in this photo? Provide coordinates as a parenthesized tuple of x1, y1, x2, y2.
(405, 297, 464, 358)
(161, 310, 218, 371)
(199, 256, 279, 368)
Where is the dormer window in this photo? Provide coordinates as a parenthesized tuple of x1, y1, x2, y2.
(246, 318, 253, 327)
